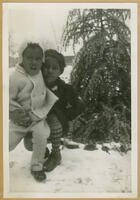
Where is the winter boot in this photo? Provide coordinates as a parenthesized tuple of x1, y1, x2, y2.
(43, 150, 61, 172)
(31, 170, 46, 182)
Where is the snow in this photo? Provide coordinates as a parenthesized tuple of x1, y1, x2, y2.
(9, 141, 131, 196)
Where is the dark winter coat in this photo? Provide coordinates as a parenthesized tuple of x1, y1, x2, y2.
(47, 78, 84, 133)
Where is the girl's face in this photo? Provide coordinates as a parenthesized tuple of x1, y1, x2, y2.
(43, 57, 61, 84)
(22, 47, 43, 76)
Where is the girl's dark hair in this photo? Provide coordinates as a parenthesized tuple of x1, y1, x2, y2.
(22, 43, 43, 57)
(44, 49, 65, 74)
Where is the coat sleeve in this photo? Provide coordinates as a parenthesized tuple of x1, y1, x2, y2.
(64, 85, 85, 120)
(9, 72, 22, 112)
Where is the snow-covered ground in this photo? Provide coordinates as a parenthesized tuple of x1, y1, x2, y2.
(9, 141, 131, 195)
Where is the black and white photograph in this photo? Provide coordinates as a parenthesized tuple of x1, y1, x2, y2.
(2, 2, 138, 198)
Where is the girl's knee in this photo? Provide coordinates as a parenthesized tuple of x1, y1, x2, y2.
(36, 120, 50, 134)
(33, 127, 50, 141)
(42, 127, 50, 139)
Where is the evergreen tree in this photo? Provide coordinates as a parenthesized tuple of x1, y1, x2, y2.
(62, 9, 131, 152)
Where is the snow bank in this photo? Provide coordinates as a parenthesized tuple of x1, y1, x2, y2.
(9, 141, 131, 194)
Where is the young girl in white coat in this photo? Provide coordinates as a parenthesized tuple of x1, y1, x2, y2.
(9, 43, 58, 182)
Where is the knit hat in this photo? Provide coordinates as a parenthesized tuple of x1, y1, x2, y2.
(44, 49, 66, 74)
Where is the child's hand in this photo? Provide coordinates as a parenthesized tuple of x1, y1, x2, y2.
(9, 109, 32, 127)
